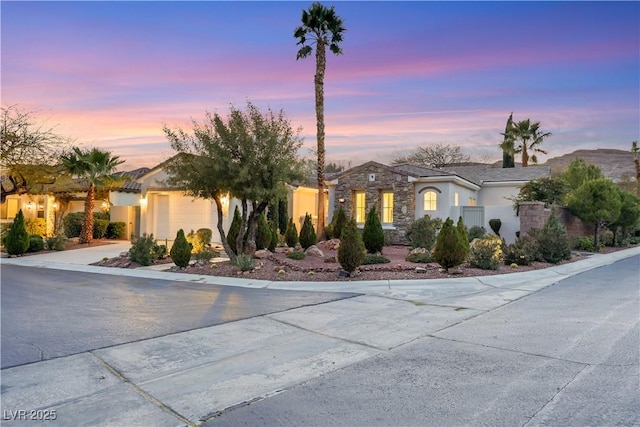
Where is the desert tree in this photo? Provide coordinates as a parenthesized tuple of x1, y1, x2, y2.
(294, 1, 346, 240)
(164, 101, 305, 259)
(392, 143, 470, 168)
(60, 147, 124, 244)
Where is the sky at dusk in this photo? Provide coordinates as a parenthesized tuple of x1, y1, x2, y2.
(2, 1, 639, 171)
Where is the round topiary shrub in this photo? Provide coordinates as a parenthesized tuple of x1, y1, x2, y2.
(27, 235, 45, 253)
(93, 219, 109, 239)
(363, 206, 385, 254)
(106, 222, 126, 239)
(63, 212, 84, 238)
(337, 218, 365, 275)
(5, 210, 30, 256)
(170, 229, 192, 268)
(299, 213, 317, 249)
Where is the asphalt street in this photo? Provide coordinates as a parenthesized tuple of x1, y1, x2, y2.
(205, 255, 640, 426)
(1, 265, 357, 369)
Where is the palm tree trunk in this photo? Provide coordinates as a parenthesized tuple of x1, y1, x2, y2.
(80, 184, 95, 244)
(521, 144, 529, 167)
(315, 40, 327, 240)
(634, 157, 640, 196)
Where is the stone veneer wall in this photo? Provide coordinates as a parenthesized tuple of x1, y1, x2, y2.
(519, 201, 592, 241)
(333, 164, 414, 245)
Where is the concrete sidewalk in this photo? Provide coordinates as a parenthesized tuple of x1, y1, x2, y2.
(1, 245, 638, 426)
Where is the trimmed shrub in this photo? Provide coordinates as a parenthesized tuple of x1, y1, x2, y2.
(362, 254, 391, 265)
(299, 213, 317, 250)
(433, 218, 468, 271)
(106, 222, 126, 239)
(227, 206, 242, 254)
(46, 235, 66, 251)
(406, 215, 442, 250)
(285, 217, 299, 247)
(468, 235, 503, 270)
(503, 235, 540, 266)
(63, 212, 85, 238)
(193, 249, 216, 263)
(268, 220, 278, 252)
(170, 229, 192, 268)
(337, 218, 365, 274)
(573, 236, 596, 252)
(27, 235, 45, 253)
(489, 218, 502, 236)
(405, 252, 432, 263)
(5, 210, 30, 255)
(286, 251, 306, 260)
(256, 214, 271, 250)
(234, 254, 255, 271)
(330, 207, 348, 242)
(468, 225, 486, 242)
(457, 217, 470, 252)
(93, 219, 109, 239)
(129, 233, 163, 266)
(94, 211, 110, 221)
(363, 206, 385, 254)
(536, 212, 571, 264)
(187, 228, 214, 253)
(25, 218, 46, 237)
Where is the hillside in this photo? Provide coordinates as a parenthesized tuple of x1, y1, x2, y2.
(541, 149, 637, 182)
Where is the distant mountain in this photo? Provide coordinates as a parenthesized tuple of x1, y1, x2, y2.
(541, 149, 636, 183)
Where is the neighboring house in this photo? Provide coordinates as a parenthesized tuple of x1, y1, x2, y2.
(327, 161, 550, 244)
(0, 168, 148, 238)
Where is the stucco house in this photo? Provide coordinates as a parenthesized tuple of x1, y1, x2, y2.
(327, 161, 550, 244)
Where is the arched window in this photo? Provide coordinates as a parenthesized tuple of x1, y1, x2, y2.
(424, 191, 437, 211)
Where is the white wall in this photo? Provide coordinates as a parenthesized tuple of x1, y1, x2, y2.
(478, 183, 522, 206)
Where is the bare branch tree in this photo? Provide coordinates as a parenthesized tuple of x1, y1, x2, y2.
(392, 143, 471, 168)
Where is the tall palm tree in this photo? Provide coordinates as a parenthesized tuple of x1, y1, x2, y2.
(294, 2, 346, 238)
(632, 140, 640, 195)
(509, 119, 552, 167)
(61, 147, 124, 243)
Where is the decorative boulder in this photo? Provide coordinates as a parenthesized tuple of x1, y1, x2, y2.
(409, 247, 428, 255)
(254, 249, 272, 259)
(305, 245, 324, 258)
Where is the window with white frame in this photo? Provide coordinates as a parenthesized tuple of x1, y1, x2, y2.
(468, 197, 477, 206)
(454, 192, 459, 207)
(354, 191, 366, 223)
(423, 191, 437, 211)
(381, 191, 394, 223)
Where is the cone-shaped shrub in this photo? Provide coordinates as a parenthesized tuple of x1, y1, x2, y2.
(456, 217, 470, 253)
(227, 206, 242, 254)
(330, 207, 348, 242)
(537, 211, 571, 264)
(5, 209, 30, 255)
(337, 218, 365, 274)
(363, 206, 384, 253)
(268, 220, 278, 252)
(284, 217, 298, 247)
(433, 218, 468, 271)
(299, 213, 317, 249)
(256, 213, 271, 250)
(170, 229, 192, 268)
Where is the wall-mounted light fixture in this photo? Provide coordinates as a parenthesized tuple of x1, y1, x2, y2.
(338, 198, 346, 204)
(26, 201, 34, 210)
(220, 194, 229, 206)
(52, 202, 59, 210)
(139, 196, 147, 206)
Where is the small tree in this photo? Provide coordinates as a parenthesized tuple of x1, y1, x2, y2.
(5, 209, 30, 255)
(330, 206, 348, 241)
(433, 218, 467, 271)
(607, 188, 640, 245)
(405, 215, 442, 249)
(170, 229, 192, 268)
(535, 212, 571, 263)
(299, 213, 317, 249)
(362, 206, 384, 253)
(489, 219, 502, 236)
(227, 206, 242, 254)
(268, 220, 279, 252)
(285, 217, 299, 247)
(456, 217, 470, 253)
(256, 213, 272, 250)
(337, 218, 365, 275)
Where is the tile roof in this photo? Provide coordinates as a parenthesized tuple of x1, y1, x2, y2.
(441, 164, 550, 185)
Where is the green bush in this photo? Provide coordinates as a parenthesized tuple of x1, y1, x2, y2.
(362, 254, 390, 265)
(286, 251, 306, 260)
(93, 219, 109, 239)
(106, 222, 126, 239)
(285, 217, 299, 247)
(468, 226, 486, 241)
(330, 206, 348, 241)
(573, 236, 596, 252)
(536, 213, 571, 264)
(299, 213, 317, 249)
(94, 211, 110, 221)
(363, 206, 385, 254)
(268, 220, 278, 252)
(457, 217, 470, 252)
(489, 218, 502, 236)
(25, 218, 46, 236)
(433, 218, 468, 271)
(5, 210, 30, 255)
(406, 215, 442, 249)
(468, 235, 503, 270)
(63, 212, 85, 238)
(227, 206, 242, 254)
(503, 235, 540, 266)
(234, 254, 255, 271)
(193, 249, 217, 263)
(187, 228, 214, 253)
(27, 235, 45, 253)
(129, 233, 160, 266)
(337, 218, 365, 274)
(256, 214, 271, 250)
(170, 229, 192, 268)
(46, 235, 66, 251)
(405, 252, 432, 263)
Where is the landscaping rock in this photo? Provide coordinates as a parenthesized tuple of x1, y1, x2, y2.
(254, 249, 271, 259)
(415, 267, 427, 273)
(119, 251, 129, 258)
(409, 247, 428, 255)
(304, 245, 324, 258)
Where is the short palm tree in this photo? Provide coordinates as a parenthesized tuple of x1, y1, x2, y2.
(294, 2, 346, 239)
(61, 147, 124, 243)
(509, 119, 552, 167)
